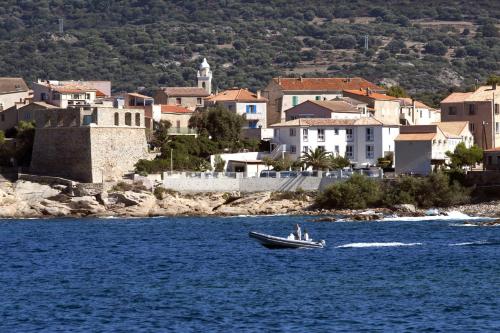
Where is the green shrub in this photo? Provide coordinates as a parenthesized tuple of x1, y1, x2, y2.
(154, 186, 177, 199)
(270, 188, 311, 201)
(316, 174, 381, 209)
(111, 181, 148, 193)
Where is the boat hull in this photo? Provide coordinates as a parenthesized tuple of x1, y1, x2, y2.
(249, 232, 325, 249)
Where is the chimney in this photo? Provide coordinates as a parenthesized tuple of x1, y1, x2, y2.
(365, 88, 370, 96)
(256, 90, 261, 99)
(299, 76, 303, 82)
(277, 76, 281, 84)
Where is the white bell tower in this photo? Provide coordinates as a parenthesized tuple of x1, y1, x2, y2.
(197, 58, 212, 95)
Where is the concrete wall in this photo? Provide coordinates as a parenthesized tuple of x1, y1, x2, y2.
(162, 176, 338, 193)
(395, 140, 432, 175)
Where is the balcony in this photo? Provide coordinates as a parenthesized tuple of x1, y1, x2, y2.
(168, 127, 197, 136)
(244, 112, 265, 120)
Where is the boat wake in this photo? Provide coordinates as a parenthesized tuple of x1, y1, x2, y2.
(449, 240, 500, 247)
(383, 210, 492, 222)
(336, 242, 422, 249)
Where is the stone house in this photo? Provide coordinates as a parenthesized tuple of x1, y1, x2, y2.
(0, 77, 31, 111)
(262, 77, 384, 126)
(270, 117, 399, 167)
(0, 101, 58, 131)
(153, 58, 212, 110)
(397, 98, 441, 125)
(440, 84, 500, 150)
(30, 107, 150, 183)
(342, 89, 401, 125)
(32, 79, 110, 108)
(395, 121, 472, 175)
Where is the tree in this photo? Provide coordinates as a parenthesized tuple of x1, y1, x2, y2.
(328, 155, 350, 169)
(14, 121, 35, 166)
(387, 86, 408, 98)
(189, 105, 244, 142)
(386, 39, 406, 54)
(316, 174, 381, 209)
(152, 120, 172, 147)
(486, 75, 500, 88)
(445, 143, 483, 170)
(301, 148, 330, 170)
(214, 155, 225, 172)
(424, 40, 448, 56)
(377, 152, 394, 169)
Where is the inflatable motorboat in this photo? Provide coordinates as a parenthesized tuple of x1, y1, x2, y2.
(249, 231, 326, 249)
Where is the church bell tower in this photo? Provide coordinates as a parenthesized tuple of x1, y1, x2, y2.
(197, 58, 212, 95)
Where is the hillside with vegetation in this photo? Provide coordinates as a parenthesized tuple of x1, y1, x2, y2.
(0, 0, 499, 106)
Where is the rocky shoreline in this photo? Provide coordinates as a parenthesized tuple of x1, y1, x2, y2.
(1, 180, 500, 222)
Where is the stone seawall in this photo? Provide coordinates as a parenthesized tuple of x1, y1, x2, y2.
(162, 176, 338, 193)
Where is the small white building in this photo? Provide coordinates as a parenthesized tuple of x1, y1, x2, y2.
(395, 121, 473, 175)
(32, 79, 110, 108)
(206, 88, 268, 140)
(271, 117, 400, 167)
(397, 98, 441, 125)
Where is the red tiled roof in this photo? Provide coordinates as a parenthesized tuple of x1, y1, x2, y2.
(206, 88, 267, 102)
(343, 89, 396, 101)
(160, 105, 193, 114)
(441, 92, 473, 103)
(273, 77, 384, 92)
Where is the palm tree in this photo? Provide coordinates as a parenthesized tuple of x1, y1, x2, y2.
(301, 147, 330, 170)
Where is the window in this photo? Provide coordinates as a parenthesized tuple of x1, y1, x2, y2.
(290, 145, 297, 154)
(315, 96, 321, 100)
(317, 145, 325, 152)
(125, 112, 132, 126)
(495, 104, 500, 115)
(346, 128, 353, 141)
(246, 105, 256, 113)
(345, 145, 353, 159)
(468, 104, 476, 115)
(114, 113, 119, 126)
(334, 128, 339, 135)
(469, 122, 475, 133)
(302, 145, 309, 153)
(24, 112, 31, 120)
(366, 127, 374, 141)
(176, 120, 181, 128)
(197, 98, 202, 105)
(290, 116, 298, 120)
(290, 128, 296, 136)
(496, 122, 500, 134)
(292, 96, 298, 106)
(202, 82, 206, 89)
(318, 129, 325, 142)
(85, 93, 91, 100)
(0, 114, 4, 122)
(448, 106, 457, 115)
(303, 128, 308, 141)
(419, 110, 422, 118)
(334, 145, 339, 156)
(40, 93, 47, 101)
(72, 94, 80, 99)
(249, 120, 258, 128)
(135, 113, 141, 126)
(366, 145, 374, 159)
(487, 156, 492, 165)
(274, 129, 280, 138)
(52, 92, 60, 100)
(82, 115, 93, 125)
(176, 97, 182, 105)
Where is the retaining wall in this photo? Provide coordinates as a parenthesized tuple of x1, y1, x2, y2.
(162, 176, 338, 193)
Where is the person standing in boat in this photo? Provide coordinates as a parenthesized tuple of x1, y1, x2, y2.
(294, 224, 302, 240)
(303, 229, 310, 241)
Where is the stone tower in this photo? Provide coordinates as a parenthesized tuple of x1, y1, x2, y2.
(197, 58, 212, 95)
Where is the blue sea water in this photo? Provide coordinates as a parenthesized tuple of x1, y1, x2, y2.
(0, 216, 499, 332)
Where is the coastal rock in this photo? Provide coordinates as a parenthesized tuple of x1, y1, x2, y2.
(393, 204, 417, 213)
(110, 191, 157, 216)
(311, 216, 337, 222)
(36, 199, 73, 216)
(14, 181, 61, 204)
(215, 205, 250, 216)
(69, 196, 105, 215)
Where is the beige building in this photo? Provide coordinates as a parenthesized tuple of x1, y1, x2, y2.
(0, 78, 31, 111)
(397, 98, 441, 125)
(262, 77, 384, 126)
(30, 107, 150, 183)
(159, 105, 196, 136)
(32, 80, 110, 108)
(0, 101, 58, 131)
(395, 121, 472, 175)
(441, 84, 500, 150)
(284, 99, 368, 121)
(343, 89, 401, 125)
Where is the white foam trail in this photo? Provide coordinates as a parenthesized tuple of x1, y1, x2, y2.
(448, 223, 478, 227)
(383, 210, 493, 222)
(336, 242, 422, 248)
(449, 240, 500, 246)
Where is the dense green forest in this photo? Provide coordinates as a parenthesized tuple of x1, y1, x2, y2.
(0, 1, 499, 105)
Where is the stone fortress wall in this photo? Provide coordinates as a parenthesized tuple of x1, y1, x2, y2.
(30, 107, 149, 183)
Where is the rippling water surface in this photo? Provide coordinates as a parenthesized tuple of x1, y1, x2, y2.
(1, 216, 499, 332)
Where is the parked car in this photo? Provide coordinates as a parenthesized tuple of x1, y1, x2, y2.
(260, 170, 277, 178)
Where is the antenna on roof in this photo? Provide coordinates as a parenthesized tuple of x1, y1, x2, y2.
(58, 18, 64, 34)
(364, 35, 369, 50)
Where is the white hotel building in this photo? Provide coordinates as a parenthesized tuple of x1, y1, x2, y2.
(271, 117, 399, 167)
